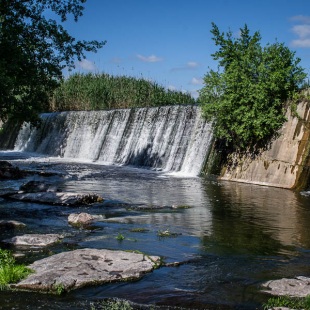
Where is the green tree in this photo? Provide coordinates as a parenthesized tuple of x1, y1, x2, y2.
(199, 23, 306, 151)
(0, 0, 105, 123)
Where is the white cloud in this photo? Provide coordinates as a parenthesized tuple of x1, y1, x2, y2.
(111, 57, 122, 64)
(291, 39, 310, 48)
(171, 61, 200, 72)
(167, 85, 177, 91)
(290, 15, 310, 24)
(190, 90, 199, 99)
(292, 25, 310, 38)
(190, 77, 203, 85)
(137, 54, 163, 63)
(290, 16, 310, 48)
(77, 59, 97, 71)
(187, 61, 199, 68)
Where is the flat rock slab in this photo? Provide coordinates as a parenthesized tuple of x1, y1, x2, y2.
(2, 234, 63, 247)
(10, 192, 103, 206)
(13, 248, 161, 293)
(262, 276, 310, 297)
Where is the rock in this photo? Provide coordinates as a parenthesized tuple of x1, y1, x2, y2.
(126, 204, 188, 211)
(0, 161, 25, 179)
(9, 192, 104, 206)
(13, 248, 161, 293)
(0, 189, 19, 198)
(2, 234, 63, 247)
(68, 213, 103, 226)
(0, 220, 26, 229)
(262, 276, 310, 297)
(19, 181, 58, 193)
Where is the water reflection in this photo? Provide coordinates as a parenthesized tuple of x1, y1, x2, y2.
(205, 181, 306, 253)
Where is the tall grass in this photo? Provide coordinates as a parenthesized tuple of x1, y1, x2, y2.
(263, 295, 310, 310)
(50, 73, 196, 111)
(0, 249, 32, 290)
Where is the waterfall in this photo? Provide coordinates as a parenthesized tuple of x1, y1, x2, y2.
(14, 105, 213, 176)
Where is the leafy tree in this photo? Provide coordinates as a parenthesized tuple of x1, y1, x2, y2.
(0, 0, 105, 123)
(199, 23, 306, 151)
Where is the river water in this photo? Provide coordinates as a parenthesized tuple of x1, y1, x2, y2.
(1, 151, 310, 309)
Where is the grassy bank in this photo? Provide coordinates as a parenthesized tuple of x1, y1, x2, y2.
(0, 249, 32, 290)
(50, 73, 196, 111)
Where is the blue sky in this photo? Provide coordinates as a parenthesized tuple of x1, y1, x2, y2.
(62, 0, 310, 98)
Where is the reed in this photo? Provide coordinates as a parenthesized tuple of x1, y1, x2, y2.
(50, 73, 196, 111)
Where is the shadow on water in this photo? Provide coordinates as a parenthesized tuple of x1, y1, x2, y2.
(1, 155, 310, 309)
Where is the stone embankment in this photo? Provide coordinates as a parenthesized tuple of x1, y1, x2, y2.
(220, 101, 310, 189)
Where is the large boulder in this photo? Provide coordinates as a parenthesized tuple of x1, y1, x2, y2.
(2, 234, 63, 247)
(10, 192, 103, 206)
(68, 213, 103, 226)
(262, 276, 310, 297)
(13, 248, 161, 293)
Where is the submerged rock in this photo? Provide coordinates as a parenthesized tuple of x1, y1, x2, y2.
(19, 180, 58, 193)
(0, 220, 26, 229)
(127, 204, 191, 211)
(68, 212, 103, 226)
(262, 276, 310, 297)
(13, 248, 161, 293)
(2, 233, 63, 247)
(0, 161, 25, 179)
(9, 192, 103, 206)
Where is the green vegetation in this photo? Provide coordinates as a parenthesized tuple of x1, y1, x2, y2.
(0, 249, 32, 290)
(53, 283, 66, 295)
(157, 229, 180, 238)
(90, 299, 134, 310)
(0, 0, 105, 123)
(50, 73, 196, 111)
(129, 228, 149, 233)
(116, 233, 125, 241)
(263, 295, 310, 310)
(199, 23, 306, 151)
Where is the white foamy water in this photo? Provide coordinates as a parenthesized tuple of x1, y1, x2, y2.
(14, 105, 213, 176)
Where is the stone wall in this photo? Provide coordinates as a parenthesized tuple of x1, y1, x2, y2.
(220, 101, 310, 189)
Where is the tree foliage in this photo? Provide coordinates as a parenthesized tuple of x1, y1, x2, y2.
(0, 0, 105, 123)
(199, 23, 306, 151)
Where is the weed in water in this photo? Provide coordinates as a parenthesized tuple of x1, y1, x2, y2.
(129, 228, 149, 233)
(157, 229, 180, 238)
(116, 233, 125, 241)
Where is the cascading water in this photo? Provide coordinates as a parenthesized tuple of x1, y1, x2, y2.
(14, 105, 213, 176)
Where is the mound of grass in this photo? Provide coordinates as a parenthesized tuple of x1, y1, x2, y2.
(50, 73, 196, 111)
(263, 295, 310, 310)
(0, 249, 32, 290)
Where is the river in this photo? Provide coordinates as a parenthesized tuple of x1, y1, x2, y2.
(1, 151, 310, 309)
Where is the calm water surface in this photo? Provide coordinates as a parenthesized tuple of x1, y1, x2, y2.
(1, 151, 310, 309)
